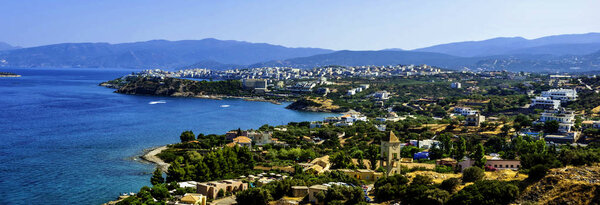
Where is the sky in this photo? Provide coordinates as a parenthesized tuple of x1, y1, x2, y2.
(1, 0, 599, 50)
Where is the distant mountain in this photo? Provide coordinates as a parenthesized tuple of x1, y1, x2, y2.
(413, 33, 600, 57)
(0, 42, 19, 51)
(251, 50, 475, 68)
(0, 39, 333, 69)
(181, 60, 241, 71)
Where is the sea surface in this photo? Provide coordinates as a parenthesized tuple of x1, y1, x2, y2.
(0, 68, 337, 205)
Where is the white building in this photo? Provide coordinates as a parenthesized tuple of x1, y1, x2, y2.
(454, 107, 478, 116)
(450, 82, 462, 89)
(531, 96, 561, 110)
(373, 91, 390, 100)
(346, 89, 357, 96)
(535, 109, 575, 133)
(341, 114, 368, 122)
(541, 89, 577, 102)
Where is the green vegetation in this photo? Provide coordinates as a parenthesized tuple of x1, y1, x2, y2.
(462, 167, 485, 182)
(165, 146, 254, 182)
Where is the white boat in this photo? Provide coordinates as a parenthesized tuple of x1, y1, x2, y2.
(148, 100, 166, 105)
(220, 105, 230, 108)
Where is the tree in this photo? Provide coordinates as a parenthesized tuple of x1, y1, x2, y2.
(180, 130, 195, 142)
(150, 167, 164, 185)
(440, 178, 461, 193)
(544, 120, 560, 133)
(330, 151, 353, 169)
(365, 145, 380, 170)
(528, 164, 549, 181)
(453, 137, 466, 160)
(471, 144, 486, 168)
(236, 188, 272, 205)
(374, 174, 409, 202)
(462, 167, 485, 182)
(150, 184, 170, 201)
(447, 180, 519, 205)
(423, 188, 451, 205)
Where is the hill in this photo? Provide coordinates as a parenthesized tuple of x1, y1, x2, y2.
(251, 50, 475, 69)
(0, 39, 333, 69)
(0, 42, 19, 51)
(517, 165, 600, 204)
(413, 33, 600, 57)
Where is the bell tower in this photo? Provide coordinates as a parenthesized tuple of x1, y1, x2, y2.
(380, 131, 401, 175)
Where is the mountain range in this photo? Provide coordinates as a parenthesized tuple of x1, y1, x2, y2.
(1, 33, 600, 72)
(0, 42, 20, 51)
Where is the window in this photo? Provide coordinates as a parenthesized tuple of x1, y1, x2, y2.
(510, 165, 514, 168)
(494, 165, 497, 168)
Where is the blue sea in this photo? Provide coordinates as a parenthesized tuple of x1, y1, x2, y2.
(0, 68, 336, 205)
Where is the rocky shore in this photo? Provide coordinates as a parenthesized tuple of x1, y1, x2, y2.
(140, 146, 169, 172)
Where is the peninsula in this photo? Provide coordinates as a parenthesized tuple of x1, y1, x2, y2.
(0, 72, 21, 77)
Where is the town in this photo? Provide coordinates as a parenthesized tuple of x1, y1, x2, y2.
(104, 66, 600, 205)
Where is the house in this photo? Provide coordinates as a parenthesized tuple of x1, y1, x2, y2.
(346, 89, 357, 96)
(338, 169, 383, 182)
(465, 113, 485, 127)
(541, 88, 577, 102)
(179, 193, 207, 205)
(410, 139, 440, 149)
(535, 109, 575, 133)
(545, 132, 579, 144)
(375, 124, 386, 131)
(373, 90, 390, 100)
(196, 180, 248, 199)
(247, 131, 273, 146)
(340, 114, 367, 122)
(225, 130, 248, 140)
(531, 96, 561, 110)
(229, 136, 252, 148)
(458, 155, 520, 171)
(454, 107, 478, 116)
(303, 155, 331, 174)
(436, 158, 458, 169)
(450, 82, 462, 88)
(291, 186, 309, 197)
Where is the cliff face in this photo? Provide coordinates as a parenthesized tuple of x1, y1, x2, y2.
(517, 165, 600, 204)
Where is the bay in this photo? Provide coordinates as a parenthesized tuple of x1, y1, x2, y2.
(0, 68, 336, 205)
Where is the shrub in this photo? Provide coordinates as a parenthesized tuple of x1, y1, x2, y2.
(462, 167, 485, 182)
(527, 164, 549, 181)
(440, 178, 461, 193)
(447, 180, 519, 205)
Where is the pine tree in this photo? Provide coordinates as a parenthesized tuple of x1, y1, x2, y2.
(472, 143, 487, 168)
(150, 167, 164, 185)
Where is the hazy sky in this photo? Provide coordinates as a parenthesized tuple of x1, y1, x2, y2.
(1, 0, 599, 50)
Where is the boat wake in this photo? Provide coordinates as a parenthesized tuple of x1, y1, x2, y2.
(148, 100, 166, 105)
(220, 105, 230, 108)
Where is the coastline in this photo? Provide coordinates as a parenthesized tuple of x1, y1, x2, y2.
(140, 146, 170, 172)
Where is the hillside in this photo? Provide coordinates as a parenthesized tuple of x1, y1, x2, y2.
(413, 33, 600, 57)
(0, 39, 333, 69)
(252, 50, 474, 69)
(517, 166, 600, 204)
(0, 42, 19, 51)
